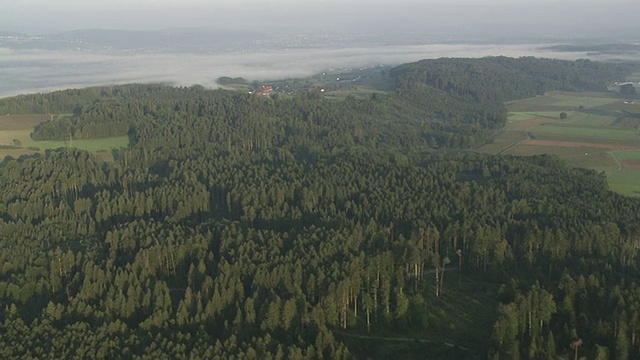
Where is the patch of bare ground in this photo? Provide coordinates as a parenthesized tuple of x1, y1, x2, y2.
(0, 114, 48, 130)
(622, 159, 640, 170)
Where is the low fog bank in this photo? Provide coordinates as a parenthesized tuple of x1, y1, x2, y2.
(0, 43, 609, 98)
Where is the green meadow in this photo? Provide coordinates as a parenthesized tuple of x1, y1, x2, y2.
(529, 124, 640, 140)
(484, 91, 640, 196)
(0, 114, 129, 160)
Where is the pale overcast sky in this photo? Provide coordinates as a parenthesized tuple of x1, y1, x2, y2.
(1, 0, 639, 39)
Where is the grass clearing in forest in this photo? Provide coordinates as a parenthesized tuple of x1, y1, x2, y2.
(338, 275, 499, 359)
(23, 136, 130, 152)
(481, 91, 640, 196)
(420, 276, 499, 349)
(0, 114, 129, 160)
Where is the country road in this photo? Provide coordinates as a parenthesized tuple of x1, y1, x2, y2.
(608, 151, 622, 171)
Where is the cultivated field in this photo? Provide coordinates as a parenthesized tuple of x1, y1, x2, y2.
(479, 91, 640, 196)
(0, 114, 129, 161)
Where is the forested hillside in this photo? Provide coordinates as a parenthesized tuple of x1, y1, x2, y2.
(391, 56, 634, 102)
(2, 56, 635, 150)
(1, 57, 640, 359)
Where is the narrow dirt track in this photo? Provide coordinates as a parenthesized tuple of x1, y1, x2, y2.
(331, 330, 475, 353)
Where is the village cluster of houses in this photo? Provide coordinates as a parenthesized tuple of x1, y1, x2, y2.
(251, 85, 326, 96)
(608, 81, 640, 92)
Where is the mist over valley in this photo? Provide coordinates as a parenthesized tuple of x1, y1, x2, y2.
(2, 28, 638, 98)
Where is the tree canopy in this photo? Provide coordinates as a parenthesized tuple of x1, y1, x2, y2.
(1, 56, 640, 359)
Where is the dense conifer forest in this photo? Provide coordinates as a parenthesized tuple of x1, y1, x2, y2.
(1, 57, 640, 359)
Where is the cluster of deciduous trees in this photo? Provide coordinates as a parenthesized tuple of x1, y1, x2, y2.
(0, 57, 640, 358)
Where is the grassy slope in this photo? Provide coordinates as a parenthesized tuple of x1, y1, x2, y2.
(482, 92, 640, 197)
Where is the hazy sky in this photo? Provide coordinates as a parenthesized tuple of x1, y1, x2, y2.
(2, 0, 639, 96)
(2, 0, 639, 39)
